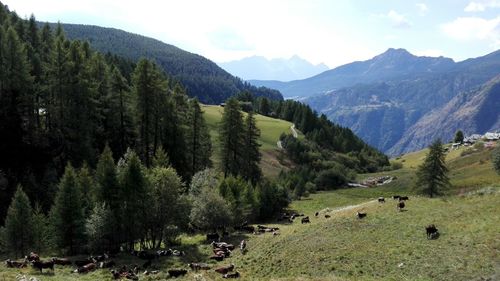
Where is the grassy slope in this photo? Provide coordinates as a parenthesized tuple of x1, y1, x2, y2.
(202, 104, 302, 177)
(2, 136, 499, 281)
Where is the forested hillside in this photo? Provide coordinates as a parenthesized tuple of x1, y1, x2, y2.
(0, 4, 389, 261)
(54, 23, 283, 104)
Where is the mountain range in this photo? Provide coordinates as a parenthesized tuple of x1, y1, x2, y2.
(299, 49, 500, 155)
(218, 55, 329, 81)
(54, 23, 283, 104)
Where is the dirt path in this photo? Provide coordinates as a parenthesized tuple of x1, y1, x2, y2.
(322, 199, 377, 214)
(290, 124, 298, 138)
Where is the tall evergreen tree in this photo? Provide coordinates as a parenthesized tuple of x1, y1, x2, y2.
(77, 163, 94, 217)
(454, 130, 464, 143)
(95, 145, 120, 208)
(186, 98, 212, 178)
(133, 59, 166, 167)
(242, 111, 262, 184)
(118, 150, 147, 249)
(4, 185, 33, 257)
(50, 163, 86, 254)
(415, 139, 450, 197)
(219, 98, 245, 178)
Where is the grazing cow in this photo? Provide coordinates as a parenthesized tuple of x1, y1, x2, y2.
(301, 216, 310, 224)
(99, 260, 115, 268)
(5, 259, 27, 268)
(52, 257, 72, 266)
(31, 260, 54, 273)
(315, 212, 319, 217)
(74, 262, 96, 274)
(325, 214, 331, 218)
(378, 197, 385, 203)
(357, 211, 367, 219)
(210, 255, 224, 261)
(426, 224, 439, 239)
(207, 232, 220, 241)
(399, 196, 409, 201)
(215, 264, 234, 274)
(26, 252, 40, 262)
(189, 263, 211, 270)
(397, 201, 405, 211)
(223, 272, 240, 278)
(168, 269, 188, 277)
(393, 195, 400, 200)
(75, 258, 94, 267)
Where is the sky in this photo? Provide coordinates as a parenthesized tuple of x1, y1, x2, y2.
(3, 0, 500, 68)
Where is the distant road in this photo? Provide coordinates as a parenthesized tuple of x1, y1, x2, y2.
(277, 124, 298, 149)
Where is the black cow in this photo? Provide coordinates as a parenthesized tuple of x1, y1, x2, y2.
(325, 214, 331, 218)
(31, 260, 54, 273)
(357, 211, 367, 219)
(315, 212, 319, 217)
(393, 195, 400, 200)
(301, 217, 310, 224)
(168, 269, 188, 277)
(210, 255, 224, 261)
(399, 196, 409, 201)
(378, 197, 385, 203)
(426, 224, 439, 239)
(397, 201, 405, 211)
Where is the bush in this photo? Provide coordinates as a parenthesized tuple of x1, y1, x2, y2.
(315, 168, 348, 190)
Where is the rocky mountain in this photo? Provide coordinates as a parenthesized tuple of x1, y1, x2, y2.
(304, 49, 500, 155)
(250, 48, 455, 99)
(55, 23, 283, 104)
(218, 55, 329, 81)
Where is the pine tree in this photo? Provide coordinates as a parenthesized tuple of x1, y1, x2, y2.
(50, 163, 86, 254)
(32, 204, 48, 254)
(454, 130, 464, 143)
(77, 163, 94, 217)
(4, 185, 33, 257)
(219, 98, 245, 178)
(152, 145, 170, 168)
(186, 98, 212, 178)
(85, 203, 113, 253)
(109, 65, 134, 156)
(415, 139, 450, 197)
(242, 111, 262, 184)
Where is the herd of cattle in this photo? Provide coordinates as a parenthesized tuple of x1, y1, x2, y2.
(4, 195, 440, 279)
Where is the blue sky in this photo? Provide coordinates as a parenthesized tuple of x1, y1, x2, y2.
(4, 0, 500, 68)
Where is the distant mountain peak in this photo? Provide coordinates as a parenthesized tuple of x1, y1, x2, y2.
(219, 55, 329, 81)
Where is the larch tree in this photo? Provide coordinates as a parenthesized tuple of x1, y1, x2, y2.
(415, 139, 450, 197)
(50, 164, 86, 255)
(219, 97, 245, 178)
(4, 185, 34, 258)
(186, 98, 212, 178)
(242, 111, 262, 184)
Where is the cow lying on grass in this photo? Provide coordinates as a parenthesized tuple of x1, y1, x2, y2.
(189, 262, 211, 270)
(5, 259, 27, 268)
(215, 264, 234, 274)
(168, 268, 188, 278)
(223, 272, 240, 278)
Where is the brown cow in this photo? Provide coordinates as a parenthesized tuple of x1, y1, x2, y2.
(74, 262, 96, 274)
(26, 252, 40, 262)
(31, 260, 54, 273)
(215, 264, 234, 274)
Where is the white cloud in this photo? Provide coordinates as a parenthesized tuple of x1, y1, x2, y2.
(386, 10, 412, 28)
(464, 0, 500, 12)
(441, 16, 500, 48)
(416, 3, 429, 15)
